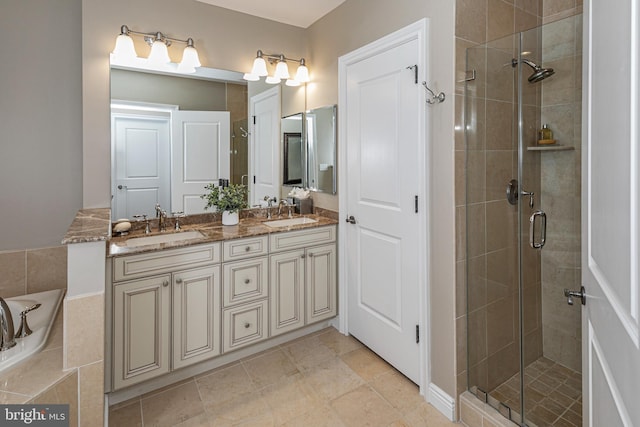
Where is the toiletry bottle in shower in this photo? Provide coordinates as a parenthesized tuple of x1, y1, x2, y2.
(538, 124, 553, 142)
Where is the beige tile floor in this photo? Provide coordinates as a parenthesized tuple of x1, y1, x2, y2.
(109, 327, 458, 427)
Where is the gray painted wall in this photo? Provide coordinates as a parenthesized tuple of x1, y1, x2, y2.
(0, 0, 83, 250)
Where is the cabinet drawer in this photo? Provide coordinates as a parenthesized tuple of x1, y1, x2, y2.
(223, 300, 269, 352)
(113, 243, 221, 282)
(223, 236, 269, 261)
(223, 257, 269, 307)
(269, 226, 336, 253)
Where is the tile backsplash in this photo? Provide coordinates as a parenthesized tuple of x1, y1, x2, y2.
(0, 245, 67, 297)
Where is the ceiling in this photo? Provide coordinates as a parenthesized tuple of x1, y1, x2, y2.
(194, 0, 346, 28)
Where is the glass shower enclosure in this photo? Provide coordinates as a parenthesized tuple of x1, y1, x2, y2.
(464, 14, 583, 427)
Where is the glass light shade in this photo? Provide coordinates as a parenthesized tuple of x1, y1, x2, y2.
(112, 34, 137, 60)
(148, 40, 171, 65)
(265, 76, 281, 84)
(243, 73, 260, 81)
(177, 46, 201, 73)
(285, 79, 300, 87)
(274, 60, 290, 80)
(295, 64, 310, 83)
(250, 57, 268, 76)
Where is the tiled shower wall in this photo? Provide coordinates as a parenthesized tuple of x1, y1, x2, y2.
(540, 14, 583, 372)
(454, 0, 584, 412)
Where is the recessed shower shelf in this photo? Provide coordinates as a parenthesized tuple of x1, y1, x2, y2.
(527, 145, 574, 152)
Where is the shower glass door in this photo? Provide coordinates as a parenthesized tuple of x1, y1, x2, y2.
(465, 14, 582, 427)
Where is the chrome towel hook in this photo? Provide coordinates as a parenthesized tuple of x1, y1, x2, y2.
(422, 81, 445, 104)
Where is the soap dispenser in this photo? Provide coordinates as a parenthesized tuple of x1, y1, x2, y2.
(537, 124, 555, 144)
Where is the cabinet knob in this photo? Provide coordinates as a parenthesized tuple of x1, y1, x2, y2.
(244, 278, 251, 284)
(245, 246, 251, 252)
(162, 280, 169, 287)
(244, 322, 251, 329)
(301, 254, 306, 259)
(308, 253, 314, 257)
(175, 278, 183, 284)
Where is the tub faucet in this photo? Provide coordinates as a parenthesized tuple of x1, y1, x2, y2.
(0, 297, 16, 351)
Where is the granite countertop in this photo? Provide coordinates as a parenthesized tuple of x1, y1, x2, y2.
(108, 213, 338, 257)
(62, 208, 111, 245)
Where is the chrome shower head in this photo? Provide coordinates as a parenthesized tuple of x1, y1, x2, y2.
(512, 58, 555, 83)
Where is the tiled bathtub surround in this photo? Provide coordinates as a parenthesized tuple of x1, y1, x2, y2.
(0, 245, 67, 297)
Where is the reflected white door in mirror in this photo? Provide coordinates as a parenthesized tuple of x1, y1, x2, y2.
(111, 101, 230, 219)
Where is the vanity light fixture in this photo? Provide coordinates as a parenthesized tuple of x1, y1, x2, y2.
(243, 50, 310, 85)
(112, 25, 202, 73)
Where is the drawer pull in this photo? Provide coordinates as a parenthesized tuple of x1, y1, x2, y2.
(244, 278, 251, 284)
(162, 280, 169, 287)
(245, 246, 251, 252)
(244, 322, 251, 329)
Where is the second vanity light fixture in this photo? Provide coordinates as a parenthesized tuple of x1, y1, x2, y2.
(243, 50, 310, 86)
(112, 25, 201, 73)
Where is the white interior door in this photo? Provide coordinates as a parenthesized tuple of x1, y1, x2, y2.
(112, 115, 171, 219)
(582, 1, 640, 425)
(250, 86, 281, 206)
(172, 110, 230, 215)
(341, 26, 425, 385)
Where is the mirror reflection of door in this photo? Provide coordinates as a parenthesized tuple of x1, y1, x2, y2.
(282, 112, 304, 186)
(110, 68, 246, 217)
(283, 132, 303, 185)
(112, 112, 171, 219)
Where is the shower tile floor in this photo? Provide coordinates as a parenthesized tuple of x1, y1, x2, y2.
(490, 357, 582, 427)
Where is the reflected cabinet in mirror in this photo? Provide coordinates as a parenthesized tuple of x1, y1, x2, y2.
(282, 105, 337, 194)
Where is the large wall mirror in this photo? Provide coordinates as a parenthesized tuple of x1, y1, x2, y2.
(282, 105, 337, 194)
(109, 61, 305, 219)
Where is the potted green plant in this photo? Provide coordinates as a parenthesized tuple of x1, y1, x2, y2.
(201, 183, 249, 225)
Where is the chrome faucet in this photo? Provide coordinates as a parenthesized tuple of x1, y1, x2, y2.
(278, 199, 291, 217)
(155, 204, 167, 232)
(263, 196, 276, 219)
(0, 297, 16, 351)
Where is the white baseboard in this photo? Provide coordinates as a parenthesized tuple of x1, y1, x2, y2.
(428, 382, 456, 421)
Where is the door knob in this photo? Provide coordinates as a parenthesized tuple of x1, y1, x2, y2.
(564, 286, 586, 306)
(346, 215, 357, 224)
(117, 185, 128, 190)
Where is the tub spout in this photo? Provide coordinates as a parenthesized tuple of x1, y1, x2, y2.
(0, 298, 15, 351)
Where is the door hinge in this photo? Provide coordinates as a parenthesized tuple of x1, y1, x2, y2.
(406, 65, 418, 84)
(416, 325, 420, 343)
(253, 116, 256, 125)
(415, 195, 419, 213)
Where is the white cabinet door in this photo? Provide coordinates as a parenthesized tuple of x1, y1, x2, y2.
(172, 266, 221, 370)
(305, 244, 337, 324)
(113, 275, 171, 389)
(270, 249, 305, 336)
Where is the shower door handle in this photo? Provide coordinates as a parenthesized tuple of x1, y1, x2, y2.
(529, 210, 546, 249)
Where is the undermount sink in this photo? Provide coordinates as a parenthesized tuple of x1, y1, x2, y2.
(264, 217, 318, 228)
(125, 230, 206, 247)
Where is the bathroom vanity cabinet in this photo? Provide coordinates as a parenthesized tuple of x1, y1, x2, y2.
(109, 225, 336, 391)
(111, 243, 221, 390)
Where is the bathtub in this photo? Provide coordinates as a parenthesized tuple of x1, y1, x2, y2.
(0, 289, 64, 373)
